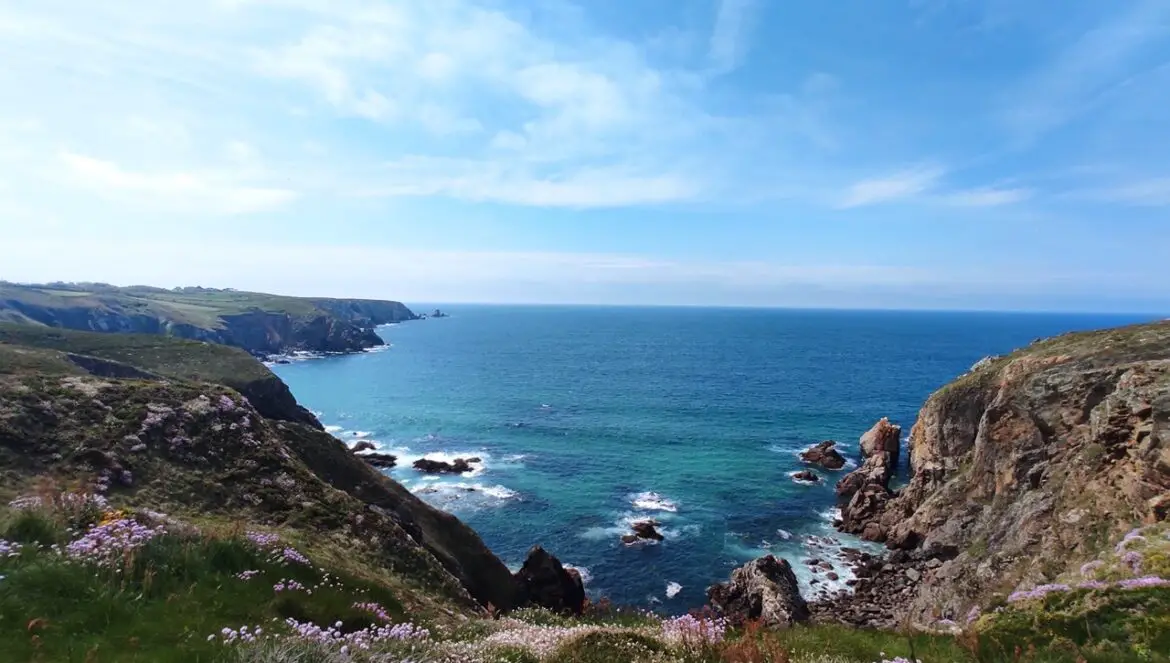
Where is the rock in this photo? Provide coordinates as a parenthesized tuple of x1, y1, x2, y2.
(412, 457, 477, 474)
(827, 572, 839, 581)
(620, 534, 640, 545)
(905, 568, 921, 582)
(925, 558, 942, 570)
(800, 441, 847, 470)
(707, 556, 810, 628)
(514, 546, 585, 615)
(351, 441, 377, 453)
(630, 519, 665, 542)
(359, 452, 398, 469)
(836, 418, 902, 535)
(793, 469, 821, 483)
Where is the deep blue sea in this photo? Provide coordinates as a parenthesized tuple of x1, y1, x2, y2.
(270, 306, 1157, 610)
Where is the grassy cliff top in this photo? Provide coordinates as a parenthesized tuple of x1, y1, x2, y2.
(0, 322, 271, 384)
(0, 282, 411, 329)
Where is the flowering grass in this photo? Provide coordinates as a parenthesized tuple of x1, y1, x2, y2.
(0, 504, 409, 663)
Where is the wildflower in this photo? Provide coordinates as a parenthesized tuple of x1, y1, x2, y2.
(661, 614, 727, 646)
(965, 605, 982, 624)
(1078, 580, 1109, 590)
(217, 395, 236, 412)
(1117, 576, 1170, 590)
(1116, 529, 1147, 553)
(1007, 583, 1070, 603)
(245, 531, 280, 548)
(0, 540, 22, 558)
(235, 570, 261, 581)
(63, 518, 165, 567)
(353, 602, 393, 623)
(1123, 550, 1143, 573)
(1080, 560, 1104, 576)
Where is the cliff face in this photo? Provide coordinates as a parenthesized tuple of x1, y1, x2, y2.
(0, 328, 522, 612)
(842, 322, 1170, 623)
(0, 283, 417, 357)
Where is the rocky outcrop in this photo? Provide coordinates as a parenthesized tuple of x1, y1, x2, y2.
(358, 452, 398, 469)
(801, 441, 847, 470)
(413, 457, 480, 474)
(621, 519, 665, 544)
(830, 321, 1170, 627)
(707, 556, 810, 628)
(514, 546, 585, 615)
(836, 418, 901, 540)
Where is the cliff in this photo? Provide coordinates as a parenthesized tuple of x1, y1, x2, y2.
(0, 326, 521, 613)
(0, 282, 418, 357)
(836, 321, 1170, 624)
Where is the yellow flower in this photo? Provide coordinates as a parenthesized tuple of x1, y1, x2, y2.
(99, 509, 127, 525)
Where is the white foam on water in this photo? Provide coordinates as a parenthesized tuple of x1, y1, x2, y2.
(665, 582, 683, 599)
(350, 431, 373, 439)
(409, 481, 519, 508)
(630, 491, 678, 513)
(777, 529, 793, 540)
(564, 565, 592, 585)
(324, 425, 344, 434)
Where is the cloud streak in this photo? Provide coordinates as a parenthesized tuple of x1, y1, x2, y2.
(708, 0, 758, 74)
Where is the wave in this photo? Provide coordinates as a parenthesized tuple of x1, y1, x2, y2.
(788, 471, 820, 486)
(665, 582, 682, 599)
(410, 481, 519, 507)
(630, 491, 678, 513)
(388, 447, 490, 477)
(324, 425, 344, 434)
(580, 512, 696, 544)
(350, 431, 373, 439)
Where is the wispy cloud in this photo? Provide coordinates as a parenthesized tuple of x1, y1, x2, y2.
(837, 168, 944, 208)
(943, 187, 1032, 207)
(58, 152, 298, 214)
(1004, 0, 1170, 141)
(708, 0, 758, 74)
(1084, 177, 1170, 207)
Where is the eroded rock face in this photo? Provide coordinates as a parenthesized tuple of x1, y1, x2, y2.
(707, 555, 810, 628)
(834, 322, 1170, 626)
(801, 441, 847, 470)
(514, 546, 585, 615)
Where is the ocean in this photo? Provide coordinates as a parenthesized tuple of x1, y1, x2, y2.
(270, 306, 1156, 610)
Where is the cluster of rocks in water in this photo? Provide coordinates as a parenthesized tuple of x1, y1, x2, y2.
(412, 457, 481, 474)
(621, 519, 665, 545)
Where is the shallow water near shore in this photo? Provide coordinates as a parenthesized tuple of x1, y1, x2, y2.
(271, 306, 1153, 610)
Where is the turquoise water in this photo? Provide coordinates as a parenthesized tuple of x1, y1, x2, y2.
(271, 306, 1155, 609)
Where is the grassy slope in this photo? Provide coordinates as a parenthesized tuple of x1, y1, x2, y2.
(0, 323, 270, 384)
(0, 283, 370, 330)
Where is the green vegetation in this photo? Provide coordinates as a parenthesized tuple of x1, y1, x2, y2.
(0, 323, 270, 383)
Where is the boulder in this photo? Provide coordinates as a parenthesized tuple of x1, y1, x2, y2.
(707, 555, 810, 628)
(630, 519, 665, 542)
(413, 457, 477, 474)
(351, 441, 377, 453)
(859, 417, 901, 468)
(800, 441, 847, 470)
(514, 546, 585, 615)
(359, 452, 398, 469)
(793, 469, 821, 483)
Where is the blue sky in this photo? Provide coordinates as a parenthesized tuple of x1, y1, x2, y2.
(1, 0, 1169, 311)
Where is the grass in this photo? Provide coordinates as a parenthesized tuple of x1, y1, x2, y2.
(0, 506, 409, 663)
(0, 323, 270, 384)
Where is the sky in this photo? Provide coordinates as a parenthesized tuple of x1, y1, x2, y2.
(1, 0, 1169, 312)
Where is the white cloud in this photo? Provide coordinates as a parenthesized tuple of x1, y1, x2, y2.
(943, 187, 1032, 207)
(58, 152, 298, 214)
(1087, 178, 1170, 207)
(708, 0, 758, 74)
(837, 168, 943, 208)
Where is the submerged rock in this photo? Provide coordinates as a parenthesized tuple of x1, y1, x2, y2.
(707, 555, 810, 628)
(514, 546, 585, 615)
(800, 441, 847, 470)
